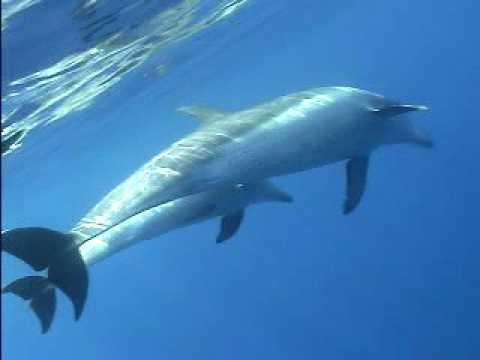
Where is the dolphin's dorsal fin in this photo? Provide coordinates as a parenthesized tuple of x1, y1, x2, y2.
(343, 156, 370, 214)
(368, 104, 429, 117)
(177, 106, 229, 123)
(216, 210, 245, 243)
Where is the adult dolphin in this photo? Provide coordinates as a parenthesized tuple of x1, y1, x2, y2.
(2, 86, 432, 331)
(79, 86, 432, 228)
(77, 86, 430, 226)
(2, 180, 292, 333)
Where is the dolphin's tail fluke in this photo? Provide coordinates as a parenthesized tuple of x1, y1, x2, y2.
(3, 276, 56, 333)
(2, 228, 88, 333)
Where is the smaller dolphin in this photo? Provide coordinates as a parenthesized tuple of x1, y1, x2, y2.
(2, 180, 292, 333)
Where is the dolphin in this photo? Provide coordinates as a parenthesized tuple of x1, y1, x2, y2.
(2, 86, 431, 332)
(68, 86, 430, 229)
(2, 180, 293, 333)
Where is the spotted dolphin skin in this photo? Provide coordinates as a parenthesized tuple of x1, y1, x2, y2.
(1, 86, 431, 333)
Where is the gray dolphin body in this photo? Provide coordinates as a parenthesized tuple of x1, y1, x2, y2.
(2, 86, 431, 333)
(90, 86, 430, 229)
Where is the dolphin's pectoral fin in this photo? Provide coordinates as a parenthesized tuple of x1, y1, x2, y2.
(177, 106, 229, 123)
(343, 156, 370, 214)
(369, 104, 429, 117)
(216, 210, 245, 243)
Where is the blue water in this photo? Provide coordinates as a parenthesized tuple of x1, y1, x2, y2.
(2, 0, 479, 359)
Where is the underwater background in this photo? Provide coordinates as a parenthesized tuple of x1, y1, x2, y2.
(2, 0, 479, 359)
